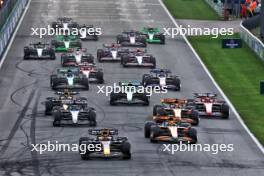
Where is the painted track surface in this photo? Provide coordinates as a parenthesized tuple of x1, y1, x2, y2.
(0, 0, 263, 175)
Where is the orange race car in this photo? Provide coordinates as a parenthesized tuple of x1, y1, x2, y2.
(144, 119, 197, 144)
(152, 98, 199, 125)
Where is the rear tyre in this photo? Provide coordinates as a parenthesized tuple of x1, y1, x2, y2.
(121, 142, 131, 160)
(144, 121, 156, 138)
(221, 104, 229, 119)
(89, 110, 97, 127)
(188, 128, 198, 144)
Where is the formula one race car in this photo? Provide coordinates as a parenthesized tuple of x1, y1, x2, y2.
(187, 93, 229, 119)
(61, 48, 94, 67)
(144, 120, 197, 144)
(51, 17, 78, 29)
(152, 98, 199, 125)
(78, 24, 98, 41)
(24, 42, 56, 60)
(53, 104, 96, 127)
(97, 44, 130, 62)
(79, 128, 131, 159)
(141, 27, 165, 44)
(50, 68, 89, 90)
(142, 69, 181, 91)
(51, 35, 82, 52)
(110, 81, 149, 105)
(121, 48, 156, 68)
(45, 90, 88, 115)
(79, 63, 104, 84)
(117, 31, 147, 47)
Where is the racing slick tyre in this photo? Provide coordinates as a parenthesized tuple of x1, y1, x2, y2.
(188, 128, 198, 144)
(144, 121, 156, 138)
(53, 112, 61, 127)
(221, 104, 229, 119)
(97, 49, 104, 62)
(109, 93, 118, 105)
(160, 34, 165, 44)
(150, 126, 160, 143)
(61, 54, 67, 66)
(150, 57, 156, 68)
(89, 110, 97, 127)
(121, 142, 131, 160)
(121, 55, 129, 67)
(50, 75, 57, 90)
(81, 78, 89, 90)
(142, 74, 150, 86)
(190, 110, 199, 126)
(172, 77, 181, 91)
(116, 35, 123, 44)
(45, 101, 53, 115)
(49, 49, 56, 60)
(51, 22, 57, 29)
(79, 138, 92, 160)
(153, 105, 166, 116)
(96, 71, 104, 84)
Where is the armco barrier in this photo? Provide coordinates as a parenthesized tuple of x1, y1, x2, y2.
(240, 22, 264, 61)
(0, 0, 28, 59)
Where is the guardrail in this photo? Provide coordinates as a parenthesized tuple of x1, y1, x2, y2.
(0, 0, 28, 59)
(240, 22, 264, 61)
(204, 0, 223, 17)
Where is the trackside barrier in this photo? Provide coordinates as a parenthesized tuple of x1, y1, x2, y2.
(204, 0, 223, 17)
(240, 22, 264, 61)
(0, 0, 28, 59)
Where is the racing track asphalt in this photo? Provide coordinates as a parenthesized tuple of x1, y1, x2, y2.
(0, 0, 263, 176)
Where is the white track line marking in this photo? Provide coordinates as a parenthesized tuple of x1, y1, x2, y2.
(0, 0, 32, 69)
(158, 0, 264, 154)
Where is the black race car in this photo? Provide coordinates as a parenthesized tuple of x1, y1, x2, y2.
(117, 31, 146, 47)
(24, 42, 55, 60)
(79, 63, 104, 84)
(121, 49, 156, 68)
(187, 93, 230, 119)
(51, 17, 78, 29)
(110, 81, 149, 105)
(50, 68, 89, 90)
(78, 24, 98, 41)
(45, 90, 88, 115)
(144, 120, 197, 144)
(61, 48, 94, 67)
(53, 104, 96, 127)
(142, 69, 181, 91)
(79, 128, 131, 159)
(97, 44, 129, 62)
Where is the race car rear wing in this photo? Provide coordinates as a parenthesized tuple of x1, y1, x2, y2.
(89, 129, 118, 136)
(161, 98, 187, 105)
(194, 93, 217, 98)
(150, 69, 171, 75)
(119, 80, 142, 87)
(55, 90, 79, 95)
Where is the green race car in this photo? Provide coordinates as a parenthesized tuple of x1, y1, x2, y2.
(51, 35, 82, 52)
(141, 27, 165, 44)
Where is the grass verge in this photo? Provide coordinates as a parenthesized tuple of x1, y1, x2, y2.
(163, 0, 219, 20)
(188, 35, 264, 145)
